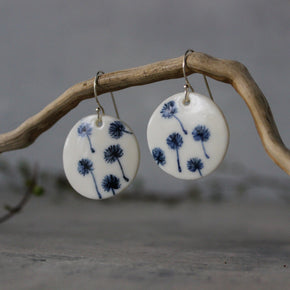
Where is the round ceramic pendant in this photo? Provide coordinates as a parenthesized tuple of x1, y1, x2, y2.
(63, 115, 140, 199)
(147, 92, 229, 180)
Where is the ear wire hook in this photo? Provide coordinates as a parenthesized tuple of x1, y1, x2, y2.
(109, 92, 120, 120)
(182, 49, 214, 104)
(182, 49, 195, 105)
(203, 74, 214, 101)
(94, 71, 105, 126)
(94, 71, 120, 120)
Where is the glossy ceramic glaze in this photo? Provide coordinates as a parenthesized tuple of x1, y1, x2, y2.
(63, 115, 140, 199)
(147, 92, 229, 179)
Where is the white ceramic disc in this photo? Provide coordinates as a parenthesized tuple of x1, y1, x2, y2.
(63, 115, 140, 199)
(147, 92, 229, 179)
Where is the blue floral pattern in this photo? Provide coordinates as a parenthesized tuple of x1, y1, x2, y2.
(70, 115, 138, 199)
(149, 119, 213, 177)
(152, 147, 166, 166)
(150, 122, 212, 177)
(77, 158, 102, 199)
(147, 92, 228, 179)
(192, 125, 210, 159)
(104, 144, 129, 182)
(109, 121, 133, 139)
(77, 123, 95, 153)
(166, 132, 183, 172)
(187, 158, 204, 176)
(102, 174, 121, 196)
(160, 101, 188, 135)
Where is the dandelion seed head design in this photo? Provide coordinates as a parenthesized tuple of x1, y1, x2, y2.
(109, 121, 125, 139)
(78, 158, 93, 176)
(77, 123, 93, 137)
(187, 158, 204, 173)
(160, 100, 177, 119)
(104, 144, 124, 163)
(167, 133, 183, 149)
(152, 147, 166, 166)
(166, 132, 183, 172)
(102, 174, 121, 192)
(192, 125, 210, 142)
(160, 100, 187, 134)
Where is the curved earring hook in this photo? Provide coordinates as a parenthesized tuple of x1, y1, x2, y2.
(182, 49, 214, 103)
(94, 71, 105, 124)
(94, 71, 120, 120)
(182, 49, 195, 91)
(183, 49, 195, 105)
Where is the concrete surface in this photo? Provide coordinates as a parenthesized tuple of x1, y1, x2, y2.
(0, 197, 289, 290)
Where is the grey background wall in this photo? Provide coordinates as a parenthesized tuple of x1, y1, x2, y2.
(0, 0, 289, 193)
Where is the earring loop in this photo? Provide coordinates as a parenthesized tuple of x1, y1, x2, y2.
(182, 49, 195, 92)
(94, 71, 105, 125)
(94, 71, 105, 114)
(182, 49, 214, 103)
(182, 49, 195, 105)
(94, 71, 120, 120)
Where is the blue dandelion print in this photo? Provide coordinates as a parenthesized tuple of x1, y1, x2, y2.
(102, 174, 121, 196)
(77, 158, 102, 199)
(192, 125, 211, 159)
(166, 132, 183, 172)
(109, 121, 133, 139)
(152, 147, 166, 166)
(187, 158, 204, 176)
(77, 123, 95, 153)
(104, 144, 129, 182)
(160, 100, 188, 135)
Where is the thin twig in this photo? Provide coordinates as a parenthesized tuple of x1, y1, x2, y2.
(0, 165, 38, 224)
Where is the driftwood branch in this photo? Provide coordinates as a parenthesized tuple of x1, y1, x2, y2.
(0, 51, 289, 174)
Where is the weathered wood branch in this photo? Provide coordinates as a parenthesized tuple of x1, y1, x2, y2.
(0, 51, 289, 174)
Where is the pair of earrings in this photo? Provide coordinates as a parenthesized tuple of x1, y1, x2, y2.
(63, 50, 229, 200)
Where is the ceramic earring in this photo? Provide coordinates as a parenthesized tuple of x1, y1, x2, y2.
(63, 71, 140, 199)
(147, 50, 229, 180)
